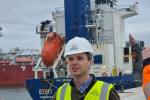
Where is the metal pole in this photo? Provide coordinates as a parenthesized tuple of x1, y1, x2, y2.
(43, 70, 46, 79)
(52, 45, 65, 78)
(35, 68, 38, 79)
(35, 58, 42, 79)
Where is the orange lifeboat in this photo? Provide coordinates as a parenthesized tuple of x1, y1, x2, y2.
(15, 57, 33, 63)
(41, 32, 63, 68)
(0, 60, 10, 65)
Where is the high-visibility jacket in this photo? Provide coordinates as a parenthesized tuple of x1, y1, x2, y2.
(56, 81, 114, 100)
(143, 64, 150, 100)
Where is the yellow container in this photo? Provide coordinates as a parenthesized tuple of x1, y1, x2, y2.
(113, 68, 117, 76)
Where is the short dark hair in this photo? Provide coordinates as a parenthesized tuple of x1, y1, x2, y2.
(85, 52, 92, 61)
(67, 52, 93, 61)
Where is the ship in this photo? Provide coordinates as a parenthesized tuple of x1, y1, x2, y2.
(26, 0, 144, 100)
(0, 47, 44, 85)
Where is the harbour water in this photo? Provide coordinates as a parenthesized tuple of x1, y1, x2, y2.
(0, 86, 32, 100)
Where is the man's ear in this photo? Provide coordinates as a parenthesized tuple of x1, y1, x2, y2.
(89, 60, 94, 67)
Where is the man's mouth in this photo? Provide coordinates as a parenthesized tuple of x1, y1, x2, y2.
(72, 67, 79, 69)
(72, 68, 77, 69)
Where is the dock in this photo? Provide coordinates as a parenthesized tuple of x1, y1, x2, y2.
(118, 87, 146, 100)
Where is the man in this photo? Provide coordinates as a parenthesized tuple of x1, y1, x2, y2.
(52, 37, 120, 100)
(142, 46, 150, 100)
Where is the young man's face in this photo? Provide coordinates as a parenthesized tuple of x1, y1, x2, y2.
(68, 53, 93, 78)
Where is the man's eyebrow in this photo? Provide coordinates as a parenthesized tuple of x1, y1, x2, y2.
(68, 55, 84, 58)
(77, 56, 83, 57)
(68, 56, 72, 59)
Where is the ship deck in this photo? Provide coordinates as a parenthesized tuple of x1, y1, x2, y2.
(118, 86, 146, 100)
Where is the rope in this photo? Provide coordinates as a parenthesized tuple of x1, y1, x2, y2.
(45, 80, 58, 89)
(42, 80, 58, 100)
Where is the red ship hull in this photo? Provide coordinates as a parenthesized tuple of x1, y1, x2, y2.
(0, 65, 43, 85)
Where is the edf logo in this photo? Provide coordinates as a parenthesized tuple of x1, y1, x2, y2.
(90, 89, 99, 96)
(70, 45, 78, 51)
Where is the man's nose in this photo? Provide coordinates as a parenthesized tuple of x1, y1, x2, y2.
(71, 59, 78, 65)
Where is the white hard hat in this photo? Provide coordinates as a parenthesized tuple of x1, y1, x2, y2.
(64, 37, 94, 57)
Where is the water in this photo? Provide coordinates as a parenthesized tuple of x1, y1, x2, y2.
(0, 86, 32, 100)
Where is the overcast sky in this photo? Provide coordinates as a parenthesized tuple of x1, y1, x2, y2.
(0, 0, 150, 52)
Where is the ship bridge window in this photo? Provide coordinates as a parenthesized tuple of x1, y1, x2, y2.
(50, 37, 53, 40)
(3, 67, 5, 72)
(124, 47, 129, 55)
(124, 57, 129, 62)
(47, 38, 49, 40)
(94, 55, 102, 64)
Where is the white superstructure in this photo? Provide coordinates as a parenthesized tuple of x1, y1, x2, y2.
(35, 0, 139, 78)
(89, 2, 138, 76)
(51, 1, 138, 77)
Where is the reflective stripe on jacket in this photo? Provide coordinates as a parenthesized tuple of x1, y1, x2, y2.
(143, 65, 150, 100)
(56, 81, 114, 100)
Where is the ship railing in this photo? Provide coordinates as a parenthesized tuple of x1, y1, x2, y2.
(36, 25, 51, 34)
(55, 7, 64, 13)
(116, 5, 130, 9)
(85, 20, 104, 27)
(36, 24, 55, 34)
(115, 4, 133, 11)
(54, 3, 97, 12)
(88, 36, 114, 44)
